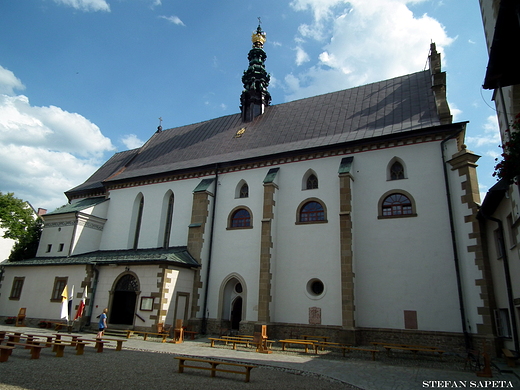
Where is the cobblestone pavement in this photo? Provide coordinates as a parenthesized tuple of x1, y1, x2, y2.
(0, 325, 519, 390)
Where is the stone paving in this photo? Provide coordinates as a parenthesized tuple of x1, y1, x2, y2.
(0, 325, 519, 390)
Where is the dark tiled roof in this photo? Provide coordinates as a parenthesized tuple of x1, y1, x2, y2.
(46, 197, 108, 215)
(2, 247, 199, 268)
(69, 70, 441, 195)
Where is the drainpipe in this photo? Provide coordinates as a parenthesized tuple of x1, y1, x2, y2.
(201, 165, 218, 334)
(86, 264, 100, 327)
(480, 211, 520, 353)
(441, 128, 471, 350)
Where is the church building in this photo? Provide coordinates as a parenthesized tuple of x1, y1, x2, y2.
(0, 25, 492, 349)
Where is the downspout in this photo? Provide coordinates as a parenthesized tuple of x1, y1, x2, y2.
(441, 128, 471, 350)
(86, 264, 100, 327)
(201, 165, 218, 334)
(480, 212, 520, 352)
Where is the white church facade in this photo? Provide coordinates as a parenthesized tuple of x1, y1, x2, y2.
(0, 26, 493, 350)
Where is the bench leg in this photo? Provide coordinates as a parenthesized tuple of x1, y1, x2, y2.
(143, 333, 148, 341)
(76, 344, 85, 355)
(55, 345, 66, 357)
(95, 342, 104, 353)
(210, 363, 218, 378)
(245, 367, 251, 383)
(178, 359, 184, 373)
(115, 341, 123, 351)
(30, 347, 42, 359)
(0, 349, 11, 363)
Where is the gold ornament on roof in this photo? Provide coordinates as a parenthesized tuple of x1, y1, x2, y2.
(252, 18, 266, 48)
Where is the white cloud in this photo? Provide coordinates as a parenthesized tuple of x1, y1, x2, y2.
(159, 15, 186, 26)
(285, 0, 453, 101)
(0, 70, 115, 211)
(121, 134, 145, 149)
(53, 0, 110, 12)
(295, 47, 310, 66)
(466, 115, 500, 148)
(0, 66, 25, 95)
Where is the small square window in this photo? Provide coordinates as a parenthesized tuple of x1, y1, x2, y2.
(46, 244, 52, 253)
(58, 243, 64, 252)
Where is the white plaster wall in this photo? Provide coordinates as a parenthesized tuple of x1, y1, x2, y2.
(485, 197, 520, 344)
(273, 158, 342, 326)
(92, 264, 195, 328)
(37, 216, 76, 257)
(205, 168, 266, 322)
(101, 179, 196, 250)
(0, 265, 88, 319)
(0, 229, 15, 262)
(352, 141, 462, 332)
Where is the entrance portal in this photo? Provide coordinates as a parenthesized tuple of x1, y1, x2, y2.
(230, 297, 242, 330)
(110, 274, 139, 325)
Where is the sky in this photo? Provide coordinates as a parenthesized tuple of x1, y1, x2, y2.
(0, 0, 499, 211)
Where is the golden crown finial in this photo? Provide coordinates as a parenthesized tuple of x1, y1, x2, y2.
(252, 18, 266, 48)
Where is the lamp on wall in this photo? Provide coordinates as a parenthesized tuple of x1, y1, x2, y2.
(125, 267, 130, 272)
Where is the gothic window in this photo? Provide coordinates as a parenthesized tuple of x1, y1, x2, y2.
(229, 208, 252, 228)
(306, 174, 318, 189)
(381, 193, 414, 217)
(297, 199, 327, 223)
(130, 194, 144, 250)
(390, 161, 405, 180)
(302, 170, 319, 190)
(163, 193, 174, 248)
(239, 183, 249, 198)
(387, 158, 407, 180)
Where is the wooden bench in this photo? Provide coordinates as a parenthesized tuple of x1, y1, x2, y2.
(279, 339, 317, 354)
(78, 339, 109, 353)
(126, 330, 168, 343)
(175, 356, 255, 382)
(5, 341, 46, 359)
(99, 338, 127, 351)
(315, 343, 378, 360)
(184, 330, 198, 340)
(382, 345, 445, 358)
(209, 337, 250, 350)
(47, 321, 68, 331)
(302, 335, 329, 342)
(371, 341, 442, 350)
(0, 345, 15, 362)
(502, 348, 517, 367)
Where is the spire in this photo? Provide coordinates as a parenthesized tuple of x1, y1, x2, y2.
(240, 20, 271, 122)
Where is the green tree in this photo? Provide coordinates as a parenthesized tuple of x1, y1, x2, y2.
(0, 192, 42, 261)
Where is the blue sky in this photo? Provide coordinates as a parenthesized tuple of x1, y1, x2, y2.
(0, 0, 498, 211)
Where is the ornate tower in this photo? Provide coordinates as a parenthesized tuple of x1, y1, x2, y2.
(240, 23, 271, 122)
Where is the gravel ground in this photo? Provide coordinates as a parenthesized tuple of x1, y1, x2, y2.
(0, 346, 359, 390)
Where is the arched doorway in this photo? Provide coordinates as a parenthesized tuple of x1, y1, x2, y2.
(110, 273, 139, 325)
(230, 296, 242, 330)
(220, 276, 245, 332)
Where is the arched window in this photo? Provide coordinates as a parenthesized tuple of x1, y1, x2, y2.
(381, 193, 414, 217)
(297, 199, 327, 223)
(229, 208, 252, 228)
(130, 194, 144, 250)
(302, 169, 319, 190)
(306, 174, 318, 189)
(163, 193, 174, 248)
(239, 183, 249, 198)
(390, 161, 405, 180)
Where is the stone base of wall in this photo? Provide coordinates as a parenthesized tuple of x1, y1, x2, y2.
(183, 318, 498, 355)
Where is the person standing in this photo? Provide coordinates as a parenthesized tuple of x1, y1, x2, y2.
(97, 308, 108, 338)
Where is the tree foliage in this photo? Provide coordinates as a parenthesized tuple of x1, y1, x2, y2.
(0, 192, 42, 261)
